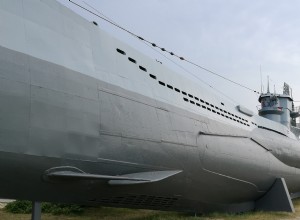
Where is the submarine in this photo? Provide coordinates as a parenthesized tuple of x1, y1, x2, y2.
(1, 0, 300, 219)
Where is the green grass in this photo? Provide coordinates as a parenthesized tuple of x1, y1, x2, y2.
(1, 199, 300, 220)
(5, 200, 84, 215)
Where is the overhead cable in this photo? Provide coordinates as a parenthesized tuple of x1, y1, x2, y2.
(68, 0, 260, 94)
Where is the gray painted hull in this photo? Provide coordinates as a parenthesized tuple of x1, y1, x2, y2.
(1, 0, 300, 214)
(1, 44, 300, 213)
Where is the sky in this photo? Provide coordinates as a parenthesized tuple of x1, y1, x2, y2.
(58, 0, 300, 112)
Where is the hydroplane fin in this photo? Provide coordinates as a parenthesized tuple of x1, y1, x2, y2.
(108, 170, 182, 185)
(44, 166, 182, 185)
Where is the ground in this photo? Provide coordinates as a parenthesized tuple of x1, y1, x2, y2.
(2, 200, 300, 220)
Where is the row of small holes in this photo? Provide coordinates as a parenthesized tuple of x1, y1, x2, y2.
(183, 98, 250, 126)
(116, 48, 250, 125)
(251, 122, 258, 126)
(157, 78, 250, 125)
(174, 81, 249, 124)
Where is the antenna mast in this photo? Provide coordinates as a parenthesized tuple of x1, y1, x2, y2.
(260, 65, 263, 93)
(267, 75, 270, 93)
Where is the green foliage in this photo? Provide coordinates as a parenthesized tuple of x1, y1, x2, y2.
(5, 200, 84, 215)
(4, 200, 32, 214)
(42, 202, 84, 215)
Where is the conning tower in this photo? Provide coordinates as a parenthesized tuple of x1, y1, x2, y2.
(258, 83, 299, 129)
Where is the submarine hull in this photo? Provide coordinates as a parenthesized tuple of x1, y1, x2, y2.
(1, 44, 300, 213)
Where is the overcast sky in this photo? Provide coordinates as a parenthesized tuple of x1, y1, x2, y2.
(59, 0, 300, 112)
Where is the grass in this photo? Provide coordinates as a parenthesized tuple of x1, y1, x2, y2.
(1, 199, 300, 220)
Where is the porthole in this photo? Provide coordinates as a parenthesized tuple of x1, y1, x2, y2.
(139, 66, 147, 72)
(159, 81, 165, 86)
(149, 74, 156, 79)
(183, 98, 188, 102)
(167, 85, 173, 90)
(128, 57, 136, 63)
(116, 48, 126, 55)
(188, 94, 193, 98)
(175, 88, 180, 92)
(182, 91, 187, 95)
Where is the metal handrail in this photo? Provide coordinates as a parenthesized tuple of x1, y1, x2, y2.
(294, 106, 300, 113)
